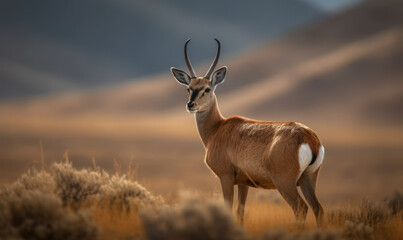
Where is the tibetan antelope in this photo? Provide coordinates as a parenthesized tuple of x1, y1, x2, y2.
(170, 39, 325, 225)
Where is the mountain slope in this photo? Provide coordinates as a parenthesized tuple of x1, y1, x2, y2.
(3, 0, 402, 127)
(0, 0, 321, 99)
(0, 0, 402, 200)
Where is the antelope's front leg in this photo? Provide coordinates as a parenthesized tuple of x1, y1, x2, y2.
(237, 185, 249, 224)
(219, 174, 234, 209)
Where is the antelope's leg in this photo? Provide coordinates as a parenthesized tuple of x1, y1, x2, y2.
(237, 185, 249, 224)
(276, 182, 308, 222)
(267, 143, 308, 222)
(299, 168, 324, 226)
(219, 174, 234, 209)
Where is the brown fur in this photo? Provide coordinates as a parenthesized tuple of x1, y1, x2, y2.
(200, 99, 321, 188)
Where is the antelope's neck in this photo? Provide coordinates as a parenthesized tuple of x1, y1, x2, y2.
(195, 97, 224, 147)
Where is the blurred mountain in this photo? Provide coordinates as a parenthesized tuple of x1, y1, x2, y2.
(0, 0, 402, 200)
(4, 0, 401, 127)
(0, 0, 323, 99)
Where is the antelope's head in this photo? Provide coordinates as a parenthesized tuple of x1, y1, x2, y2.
(171, 39, 227, 113)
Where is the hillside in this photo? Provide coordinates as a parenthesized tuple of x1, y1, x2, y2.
(0, 0, 402, 202)
(0, 0, 321, 99)
(4, 0, 402, 120)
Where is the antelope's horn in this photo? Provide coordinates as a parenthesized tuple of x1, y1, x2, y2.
(184, 39, 196, 78)
(204, 38, 221, 79)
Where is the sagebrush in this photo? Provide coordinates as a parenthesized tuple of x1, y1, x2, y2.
(0, 161, 161, 240)
(0, 161, 401, 240)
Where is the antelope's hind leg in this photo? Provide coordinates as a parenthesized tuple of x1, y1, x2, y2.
(275, 181, 308, 222)
(267, 143, 308, 222)
(299, 169, 324, 226)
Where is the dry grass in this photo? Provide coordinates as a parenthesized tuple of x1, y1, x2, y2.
(244, 202, 316, 235)
(91, 203, 143, 240)
(0, 161, 402, 240)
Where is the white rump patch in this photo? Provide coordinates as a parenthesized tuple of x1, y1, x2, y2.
(307, 145, 325, 173)
(298, 143, 312, 179)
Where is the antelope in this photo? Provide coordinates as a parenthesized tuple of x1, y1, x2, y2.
(170, 39, 325, 225)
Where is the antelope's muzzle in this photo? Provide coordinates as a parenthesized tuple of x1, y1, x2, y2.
(187, 101, 195, 110)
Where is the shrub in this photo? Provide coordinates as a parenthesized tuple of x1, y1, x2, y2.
(10, 170, 56, 195)
(98, 175, 162, 213)
(327, 208, 355, 226)
(0, 161, 165, 239)
(327, 198, 391, 227)
(343, 220, 373, 240)
(259, 228, 342, 240)
(52, 162, 162, 212)
(141, 198, 246, 240)
(52, 162, 107, 209)
(0, 190, 99, 240)
(357, 198, 390, 226)
(385, 191, 402, 215)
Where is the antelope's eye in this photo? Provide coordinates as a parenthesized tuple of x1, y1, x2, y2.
(205, 88, 211, 93)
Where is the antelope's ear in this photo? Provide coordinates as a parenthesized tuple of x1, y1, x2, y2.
(171, 67, 191, 86)
(211, 66, 227, 87)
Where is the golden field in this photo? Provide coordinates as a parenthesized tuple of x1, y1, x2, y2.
(0, 161, 401, 240)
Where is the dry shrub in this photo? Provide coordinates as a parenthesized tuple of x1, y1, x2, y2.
(6, 161, 161, 212)
(52, 161, 162, 212)
(343, 220, 373, 240)
(0, 161, 162, 239)
(0, 190, 98, 240)
(52, 162, 107, 208)
(10, 170, 55, 194)
(385, 191, 402, 215)
(259, 228, 342, 240)
(325, 193, 403, 240)
(98, 175, 162, 213)
(327, 198, 391, 227)
(356, 198, 391, 226)
(327, 208, 354, 226)
(141, 197, 246, 240)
